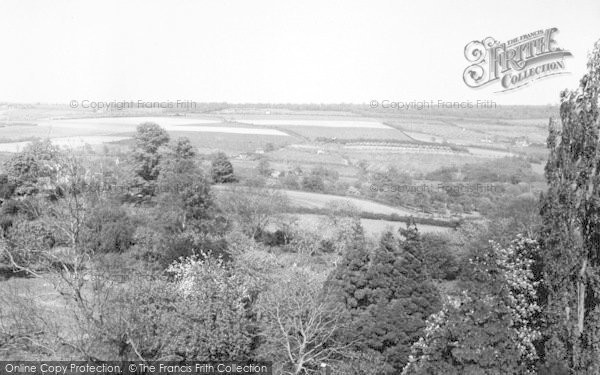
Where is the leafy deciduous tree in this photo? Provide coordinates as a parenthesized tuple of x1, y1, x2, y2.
(539, 39, 600, 373)
(130, 122, 170, 194)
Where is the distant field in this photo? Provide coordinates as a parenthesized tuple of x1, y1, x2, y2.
(277, 189, 425, 217)
(213, 108, 361, 117)
(345, 151, 488, 173)
(0, 136, 130, 152)
(466, 147, 516, 158)
(268, 146, 349, 166)
(278, 126, 412, 141)
(360, 217, 454, 235)
(121, 131, 298, 155)
(497, 118, 549, 127)
(212, 185, 428, 217)
(235, 119, 391, 129)
(0, 116, 298, 154)
(0, 115, 548, 179)
(452, 119, 546, 141)
(49, 118, 289, 136)
(402, 123, 489, 145)
(289, 213, 453, 237)
(386, 116, 549, 147)
(45, 116, 222, 127)
(484, 128, 547, 144)
(0, 123, 102, 142)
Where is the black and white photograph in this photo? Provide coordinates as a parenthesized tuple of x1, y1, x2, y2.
(0, 1, 599, 374)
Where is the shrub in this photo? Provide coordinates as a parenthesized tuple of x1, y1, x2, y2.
(4, 219, 56, 269)
(301, 174, 325, 192)
(257, 159, 272, 177)
(244, 175, 266, 188)
(1, 199, 21, 217)
(211, 152, 236, 183)
(0, 216, 13, 234)
(84, 205, 135, 253)
(162, 232, 230, 268)
(280, 174, 299, 189)
(74, 256, 255, 361)
(0, 174, 16, 199)
(264, 143, 275, 152)
(318, 239, 336, 253)
(255, 229, 290, 247)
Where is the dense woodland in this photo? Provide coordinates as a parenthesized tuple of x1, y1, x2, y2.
(0, 41, 599, 375)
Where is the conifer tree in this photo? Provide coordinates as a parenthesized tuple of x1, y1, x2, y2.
(329, 222, 441, 371)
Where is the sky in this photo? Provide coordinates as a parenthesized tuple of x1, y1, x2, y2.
(0, 0, 598, 105)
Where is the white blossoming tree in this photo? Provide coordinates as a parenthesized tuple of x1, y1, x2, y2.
(402, 236, 541, 374)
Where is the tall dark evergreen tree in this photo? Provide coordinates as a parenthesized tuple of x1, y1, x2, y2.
(539, 40, 600, 373)
(329, 222, 441, 372)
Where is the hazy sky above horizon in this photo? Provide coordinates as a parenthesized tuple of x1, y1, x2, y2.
(0, 0, 598, 105)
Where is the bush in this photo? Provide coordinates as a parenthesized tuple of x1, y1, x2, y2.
(301, 174, 325, 192)
(75, 256, 255, 361)
(264, 143, 275, 152)
(244, 175, 266, 188)
(0, 216, 13, 234)
(280, 174, 299, 189)
(211, 152, 236, 183)
(1, 199, 21, 216)
(310, 166, 339, 182)
(84, 205, 135, 253)
(5, 219, 56, 269)
(255, 229, 290, 247)
(162, 232, 230, 267)
(0, 174, 16, 199)
(257, 159, 272, 177)
(318, 239, 336, 253)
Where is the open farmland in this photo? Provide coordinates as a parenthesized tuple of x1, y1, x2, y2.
(267, 145, 350, 165)
(230, 117, 415, 141)
(211, 185, 421, 216)
(0, 116, 297, 154)
(465, 147, 516, 158)
(385, 116, 551, 148)
(448, 119, 548, 143)
(290, 214, 454, 236)
(344, 150, 487, 173)
(359, 217, 453, 235)
(234, 119, 392, 129)
(169, 131, 295, 154)
(388, 119, 490, 145)
(278, 126, 412, 141)
(109, 131, 296, 155)
(0, 136, 131, 153)
(49, 117, 289, 136)
(280, 189, 420, 216)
